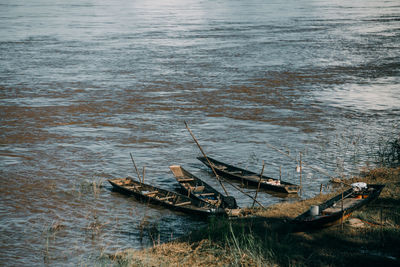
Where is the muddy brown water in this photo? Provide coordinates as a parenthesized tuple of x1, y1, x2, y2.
(1, 0, 399, 265)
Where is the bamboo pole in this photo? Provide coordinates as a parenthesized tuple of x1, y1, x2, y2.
(142, 166, 146, 183)
(252, 161, 265, 208)
(299, 152, 302, 196)
(184, 121, 266, 208)
(130, 153, 143, 184)
(228, 178, 266, 208)
(341, 191, 344, 230)
(184, 121, 229, 196)
(380, 207, 383, 242)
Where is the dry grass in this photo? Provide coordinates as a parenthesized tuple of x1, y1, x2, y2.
(251, 191, 338, 219)
(109, 167, 400, 267)
(112, 239, 265, 267)
(332, 167, 400, 202)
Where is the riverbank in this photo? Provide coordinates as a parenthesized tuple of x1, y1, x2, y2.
(109, 167, 399, 266)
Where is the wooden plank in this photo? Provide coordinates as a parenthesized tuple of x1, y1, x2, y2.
(190, 186, 205, 192)
(243, 175, 260, 179)
(125, 186, 140, 190)
(169, 165, 184, 178)
(199, 193, 215, 196)
(212, 164, 227, 170)
(158, 196, 174, 201)
(175, 201, 192, 206)
(323, 198, 362, 214)
(143, 191, 158, 196)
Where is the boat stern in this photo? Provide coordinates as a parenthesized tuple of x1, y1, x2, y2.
(169, 165, 184, 178)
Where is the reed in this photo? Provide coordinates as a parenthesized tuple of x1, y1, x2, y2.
(75, 177, 104, 199)
(42, 228, 50, 264)
(91, 177, 104, 198)
(138, 215, 149, 243)
(85, 214, 108, 238)
(41, 220, 66, 265)
(377, 135, 400, 167)
(49, 220, 66, 233)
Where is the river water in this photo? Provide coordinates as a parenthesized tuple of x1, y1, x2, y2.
(1, 0, 399, 265)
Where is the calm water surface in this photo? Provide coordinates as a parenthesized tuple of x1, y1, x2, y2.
(1, 0, 399, 265)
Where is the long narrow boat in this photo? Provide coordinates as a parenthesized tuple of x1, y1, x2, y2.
(169, 165, 239, 209)
(108, 177, 226, 218)
(293, 184, 385, 230)
(197, 156, 300, 194)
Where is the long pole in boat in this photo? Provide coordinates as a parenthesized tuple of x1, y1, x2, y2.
(142, 166, 146, 183)
(341, 190, 344, 230)
(130, 153, 143, 185)
(252, 161, 265, 208)
(184, 121, 229, 196)
(300, 152, 302, 196)
(228, 177, 265, 208)
(184, 121, 266, 208)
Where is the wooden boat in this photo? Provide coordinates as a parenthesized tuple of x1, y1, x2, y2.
(169, 165, 239, 209)
(293, 184, 385, 230)
(197, 156, 300, 194)
(108, 177, 226, 218)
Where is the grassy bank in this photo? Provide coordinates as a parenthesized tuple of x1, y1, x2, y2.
(108, 167, 400, 266)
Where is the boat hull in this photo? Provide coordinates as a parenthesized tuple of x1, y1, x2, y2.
(108, 178, 226, 218)
(293, 184, 385, 230)
(169, 165, 238, 209)
(197, 156, 300, 194)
